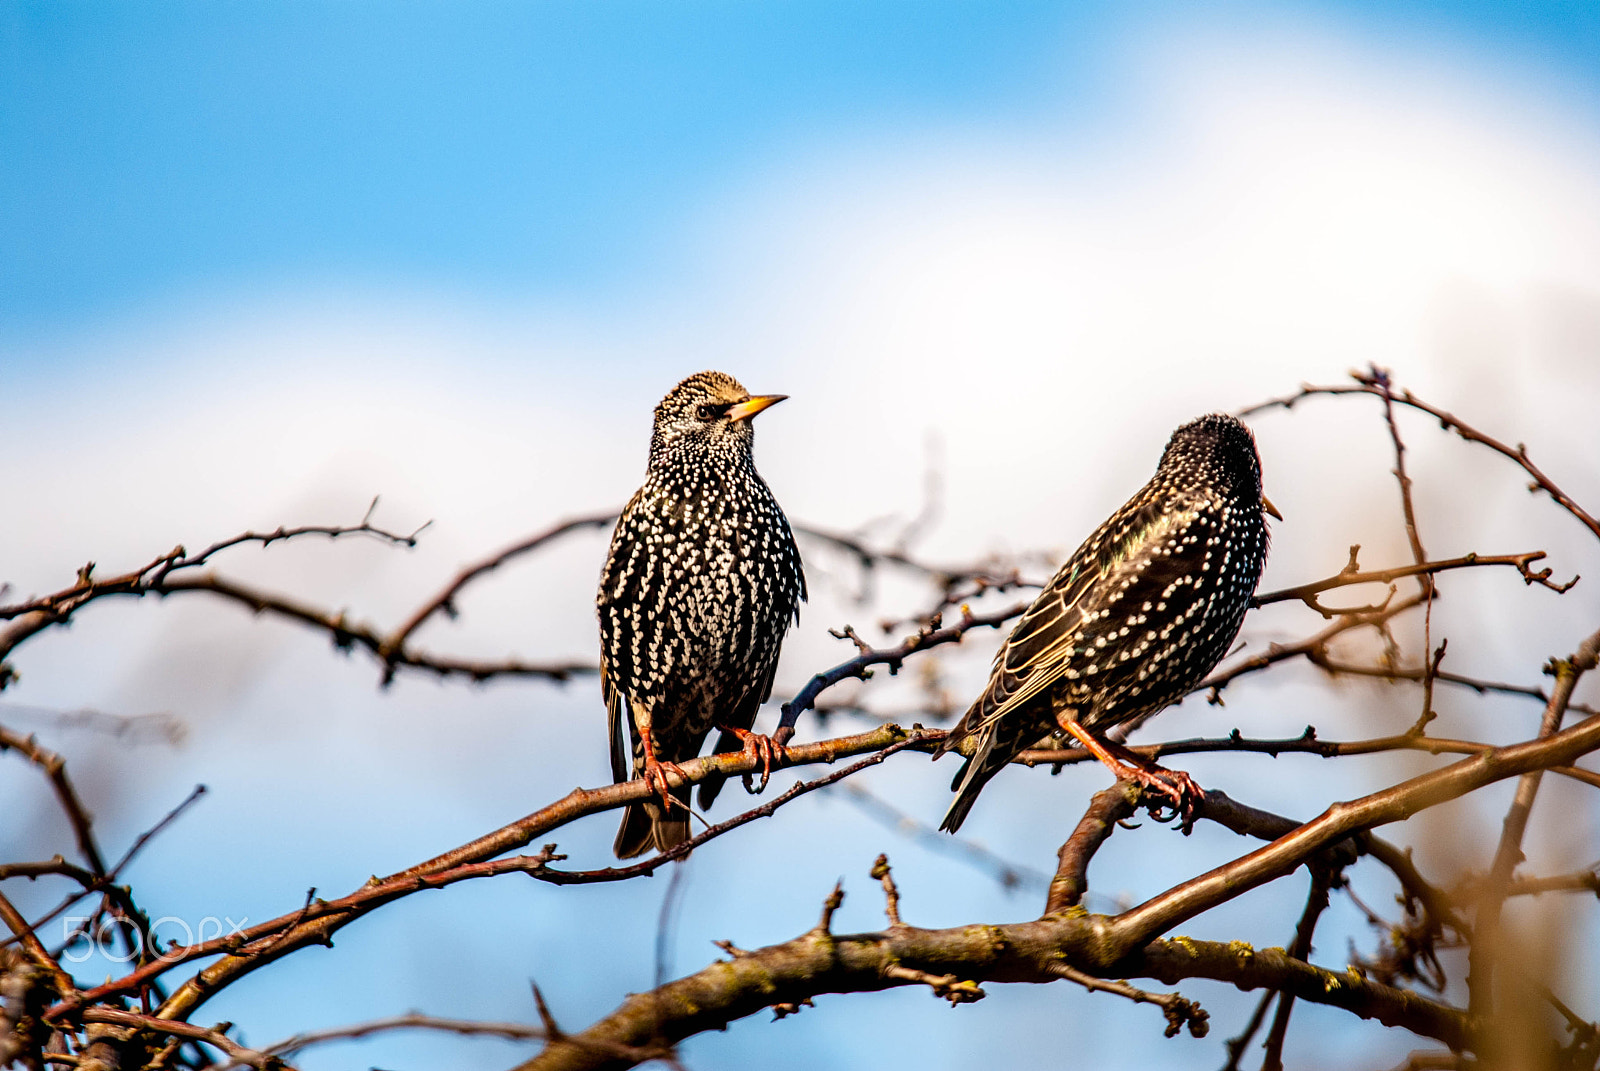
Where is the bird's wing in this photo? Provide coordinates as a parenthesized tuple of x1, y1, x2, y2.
(598, 488, 651, 785)
(965, 493, 1200, 737)
(788, 521, 808, 610)
(602, 662, 630, 785)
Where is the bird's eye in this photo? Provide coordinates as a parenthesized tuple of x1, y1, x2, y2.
(696, 402, 731, 421)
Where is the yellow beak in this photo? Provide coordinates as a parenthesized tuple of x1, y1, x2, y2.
(1263, 495, 1284, 521)
(727, 394, 788, 422)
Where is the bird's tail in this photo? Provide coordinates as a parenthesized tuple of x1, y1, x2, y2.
(695, 728, 746, 811)
(938, 725, 1000, 834)
(613, 784, 693, 860)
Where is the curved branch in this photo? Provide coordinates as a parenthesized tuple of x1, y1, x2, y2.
(1200, 593, 1425, 695)
(774, 601, 1027, 743)
(510, 881, 1468, 1071)
(1015, 729, 1600, 791)
(158, 574, 593, 683)
(77, 1008, 283, 1069)
(378, 511, 618, 682)
(514, 666, 1600, 1071)
(51, 725, 933, 1023)
(1468, 626, 1600, 1018)
(1241, 374, 1600, 541)
(0, 509, 591, 688)
(252, 1012, 544, 1064)
(1253, 551, 1576, 615)
(1108, 628, 1600, 954)
(1046, 782, 1138, 914)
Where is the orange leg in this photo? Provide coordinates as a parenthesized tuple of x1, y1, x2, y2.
(1054, 711, 1204, 821)
(638, 726, 691, 813)
(716, 726, 790, 793)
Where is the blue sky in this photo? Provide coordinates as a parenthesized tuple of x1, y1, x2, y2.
(5, 1, 1089, 331)
(5, 4, 1600, 1070)
(4, 1, 1598, 340)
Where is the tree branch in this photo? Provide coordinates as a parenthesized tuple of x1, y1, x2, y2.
(51, 725, 936, 1023)
(376, 511, 618, 684)
(1241, 373, 1600, 542)
(1467, 625, 1600, 1021)
(774, 602, 1027, 744)
(509, 875, 1468, 1071)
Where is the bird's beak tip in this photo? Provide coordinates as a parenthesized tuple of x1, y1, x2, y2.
(1263, 495, 1284, 521)
(728, 394, 788, 422)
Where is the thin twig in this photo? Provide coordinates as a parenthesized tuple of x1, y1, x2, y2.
(1047, 962, 1209, 1039)
(377, 511, 618, 683)
(775, 601, 1027, 743)
(1468, 626, 1600, 1021)
(1241, 372, 1600, 541)
(249, 1012, 543, 1062)
(1261, 865, 1339, 1071)
(76, 1008, 285, 1069)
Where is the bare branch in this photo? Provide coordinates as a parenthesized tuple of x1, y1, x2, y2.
(1017, 729, 1600, 792)
(1499, 865, 1600, 900)
(1046, 781, 1139, 915)
(775, 601, 1027, 744)
(0, 890, 74, 1000)
(1108, 629, 1600, 957)
(377, 511, 618, 683)
(1468, 626, 1600, 1020)
(0, 509, 593, 689)
(53, 725, 937, 1021)
(1241, 372, 1600, 541)
(249, 1011, 544, 1064)
(76, 1008, 284, 1069)
(1261, 864, 1340, 1071)
(0, 727, 108, 878)
(507, 899, 1466, 1071)
(1046, 962, 1209, 1039)
(1253, 551, 1577, 616)
(157, 573, 593, 684)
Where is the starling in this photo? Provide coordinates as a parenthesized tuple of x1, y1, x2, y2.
(598, 371, 807, 858)
(937, 413, 1279, 833)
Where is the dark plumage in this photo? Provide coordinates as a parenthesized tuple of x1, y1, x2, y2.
(938, 413, 1277, 833)
(598, 371, 806, 858)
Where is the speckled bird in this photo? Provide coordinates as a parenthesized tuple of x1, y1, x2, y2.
(598, 371, 806, 858)
(937, 413, 1278, 833)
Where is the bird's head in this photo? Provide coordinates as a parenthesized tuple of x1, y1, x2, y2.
(1163, 413, 1282, 521)
(648, 371, 787, 465)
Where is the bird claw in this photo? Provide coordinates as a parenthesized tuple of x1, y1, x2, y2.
(718, 726, 789, 794)
(1119, 764, 1205, 832)
(640, 757, 691, 813)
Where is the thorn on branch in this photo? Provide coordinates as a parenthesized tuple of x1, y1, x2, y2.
(770, 997, 814, 1020)
(530, 982, 564, 1042)
(713, 940, 750, 960)
(814, 882, 844, 936)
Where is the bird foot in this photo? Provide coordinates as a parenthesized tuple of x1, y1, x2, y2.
(1115, 762, 1205, 831)
(640, 757, 692, 813)
(718, 726, 790, 794)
